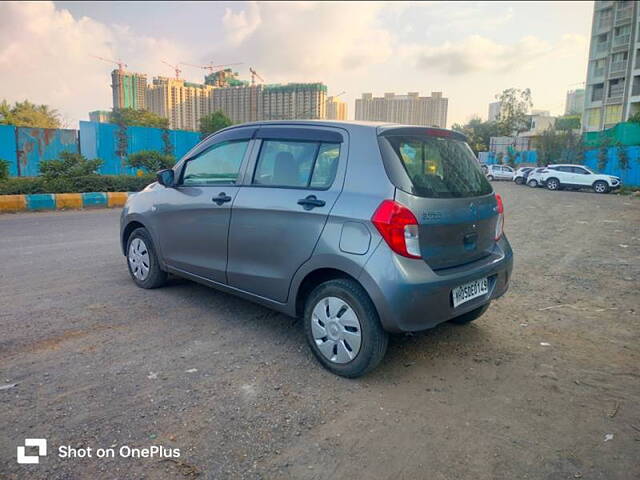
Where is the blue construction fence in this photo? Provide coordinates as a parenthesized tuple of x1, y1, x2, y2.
(0, 122, 202, 177)
(479, 148, 640, 186)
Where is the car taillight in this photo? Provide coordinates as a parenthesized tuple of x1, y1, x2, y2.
(371, 200, 421, 259)
(495, 193, 504, 241)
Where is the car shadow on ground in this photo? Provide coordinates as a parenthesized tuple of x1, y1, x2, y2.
(150, 276, 492, 381)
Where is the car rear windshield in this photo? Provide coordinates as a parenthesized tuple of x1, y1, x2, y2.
(380, 134, 493, 198)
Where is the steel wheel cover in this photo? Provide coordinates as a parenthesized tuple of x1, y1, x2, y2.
(128, 238, 150, 281)
(311, 296, 362, 364)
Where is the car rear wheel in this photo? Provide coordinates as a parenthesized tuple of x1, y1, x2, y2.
(546, 178, 560, 190)
(450, 303, 490, 325)
(593, 180, 609, 194)
(487, 175, 494, 181)
(527, 179, 538, 188)
(304, 279, 388, 378)
(126, 227, 168, 289)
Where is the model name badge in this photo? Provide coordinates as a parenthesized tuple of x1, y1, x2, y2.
(422, 212, 443, 222)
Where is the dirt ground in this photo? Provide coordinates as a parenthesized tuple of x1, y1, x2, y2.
(1, 182, 639, 480)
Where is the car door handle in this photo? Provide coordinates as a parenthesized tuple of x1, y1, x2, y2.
(213, 192, 232, 205)
(297, 195, 326, 210)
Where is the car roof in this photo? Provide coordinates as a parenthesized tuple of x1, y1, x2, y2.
(216, 120, 464, 138)
(548, 164, 588, 167)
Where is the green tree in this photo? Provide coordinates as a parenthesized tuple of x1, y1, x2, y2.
(200, 110, 233, 136)
(126, 150, 176, 172)
(0, 159, 9, 181)
(506, 148, 517, 168)
(40, 152, 102, 180)
(615, 141, 629, 170)
(555, 115, 581, 131)
(496, 152, 504, 165)
(496, 88, 533, 135)
(452, 117, 506, 154)
(597, 137, 612, 172)
(574, 139, 586, 165)
(627, 111, 640, 124)
(0, 100, 61, 129)
(110, 108, 169, 129)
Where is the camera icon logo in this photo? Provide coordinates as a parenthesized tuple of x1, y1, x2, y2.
(17, 439, 47, 464)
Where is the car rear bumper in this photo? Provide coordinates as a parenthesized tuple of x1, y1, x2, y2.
(358, 236, 513, 333)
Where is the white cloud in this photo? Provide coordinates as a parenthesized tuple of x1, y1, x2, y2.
(407, 35, 553, 75)
(215, 1, 393, 81)
(0, 1, 187, 125)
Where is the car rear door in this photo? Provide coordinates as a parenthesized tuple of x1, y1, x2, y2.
(153, 128, 256, 283)
(226, 126, 347, 302)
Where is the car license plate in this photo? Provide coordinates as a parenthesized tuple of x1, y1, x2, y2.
(452, 277, 488, 308)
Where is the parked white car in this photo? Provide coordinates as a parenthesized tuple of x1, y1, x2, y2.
(526, 167, 546, 188)
(539, 164, 621, 194)
(486, 165, 515, 181)
(513, 167, 534, 185)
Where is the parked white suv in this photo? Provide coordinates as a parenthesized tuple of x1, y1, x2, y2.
(486, 165, 515, 181)
(540, 164, 621, 193)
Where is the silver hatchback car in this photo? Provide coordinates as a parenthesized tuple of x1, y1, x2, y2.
(121, 121, 513, 377)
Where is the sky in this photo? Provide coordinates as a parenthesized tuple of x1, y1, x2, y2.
(0, 1, 593, 128)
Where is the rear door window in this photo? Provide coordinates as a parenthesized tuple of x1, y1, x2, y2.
(253, 140, 340, 189)
(380, 135, 492, 198)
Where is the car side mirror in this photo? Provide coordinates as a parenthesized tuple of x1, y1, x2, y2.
(157, 169, 175, 187)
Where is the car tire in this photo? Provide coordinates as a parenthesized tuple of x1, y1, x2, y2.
(126, 227, 168, 289)
(546, 177, 560, 191)
(527, 179, 538, 188)
(515, 177, 524, 185)
(304, 278, 388, 378)
(487, 175, 494, 181)
(450, 303, 490, 325)
(593, 180, 610, 194)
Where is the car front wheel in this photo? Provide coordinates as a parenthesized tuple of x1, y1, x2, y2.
(126, 227, 168, 289)
(515, 177, 524, 185)
(593, 180, 610, 194)
(487, 175, 494, 181)
(304, 279, 388, 378)
(528, 179, 538, 188)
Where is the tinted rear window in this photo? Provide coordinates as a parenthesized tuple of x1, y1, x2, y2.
(380, 135, 493, 198)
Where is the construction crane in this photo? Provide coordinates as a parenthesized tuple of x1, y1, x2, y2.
(92, 55, 127, 72)
(180, 61, 243, 74)
(161, 60, 182, 80)
(249, 67, 264, 86)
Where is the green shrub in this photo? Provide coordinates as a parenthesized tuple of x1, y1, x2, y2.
(40, 152, 102, 179)
(0, 159, 9, 181)
(0, 174, 156, 195)
(126, 150, 175, 172)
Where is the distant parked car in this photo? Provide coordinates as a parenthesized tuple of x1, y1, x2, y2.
(513, 167, 534, 185)
(486, 165, 515, 181)
(526, 168, 546, 188)
(539, 164, 621, 193)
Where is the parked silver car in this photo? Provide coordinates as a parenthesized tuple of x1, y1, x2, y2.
(120, 121, 513, 377)
(486, 164, 515, 181)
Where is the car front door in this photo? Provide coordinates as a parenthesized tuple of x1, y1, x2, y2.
(153, 129, 255, 283)
(226, 126, 346, 302)
(572, 166, 591, 186)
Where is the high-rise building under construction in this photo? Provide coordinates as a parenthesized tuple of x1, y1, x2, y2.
(111, 70, 147, 110)
(110, 67, 331, 131)
(146, 77, 215, 131)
